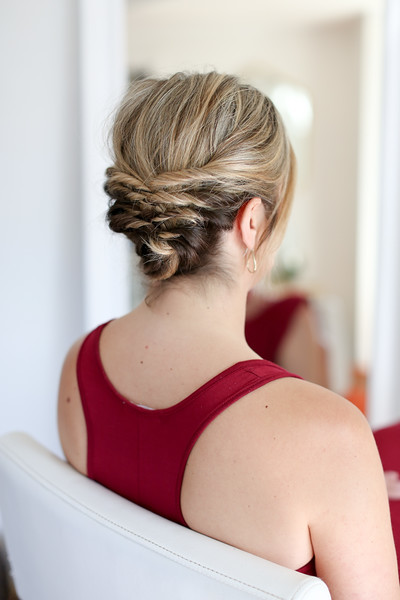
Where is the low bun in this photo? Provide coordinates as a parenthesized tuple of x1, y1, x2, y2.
(105, 167, 239, 280)
(104, 72, 295, 282)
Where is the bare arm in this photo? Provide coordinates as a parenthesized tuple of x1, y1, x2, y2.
(294, 381, 399, 599)
(57, 337, 87, 474)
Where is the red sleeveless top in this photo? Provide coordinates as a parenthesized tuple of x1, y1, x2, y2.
(77, 322, 316, 576)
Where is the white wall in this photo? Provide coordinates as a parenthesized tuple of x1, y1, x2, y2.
(369, 0, 400, 428)
(0, 0, 130, 455)
(355, 10, 384, 371)
(0, 0, 82, 455)
(79, 0, 132, 331)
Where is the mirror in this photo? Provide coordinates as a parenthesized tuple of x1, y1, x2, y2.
(125, 0, 384, 396)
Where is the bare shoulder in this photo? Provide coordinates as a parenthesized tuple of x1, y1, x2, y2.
(250, 376, 372, 454)
(267, 378, 398, 597)
(57, 336, 87, 475)
(288, 377, 369, 433)
(259, 377, 381, 502)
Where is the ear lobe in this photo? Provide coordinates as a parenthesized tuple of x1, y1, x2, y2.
(235, 197, 263, 249)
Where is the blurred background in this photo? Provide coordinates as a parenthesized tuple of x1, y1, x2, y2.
(1, 0, 399, 457)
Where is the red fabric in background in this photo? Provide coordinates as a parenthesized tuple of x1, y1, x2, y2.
(245, 295, 308, 363)
(374, 422, 400, 573)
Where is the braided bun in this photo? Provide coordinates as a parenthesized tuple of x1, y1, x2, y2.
(105, 72, 295, 281)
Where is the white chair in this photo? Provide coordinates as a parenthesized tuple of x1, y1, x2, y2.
(0, 432, 331, 600)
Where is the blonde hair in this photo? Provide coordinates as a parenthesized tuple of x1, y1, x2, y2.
(105, 72, 295, 281)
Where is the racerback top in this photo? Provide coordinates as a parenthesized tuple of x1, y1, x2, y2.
(77, 321, 316, 576)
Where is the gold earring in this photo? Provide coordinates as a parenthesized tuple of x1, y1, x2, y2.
(246, 249, 257, 273)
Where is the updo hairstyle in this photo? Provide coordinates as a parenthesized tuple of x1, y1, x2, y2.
(105, 72, 295, 282)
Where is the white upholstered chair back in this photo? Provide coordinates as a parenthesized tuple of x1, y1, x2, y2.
(0, 432, 331, 600)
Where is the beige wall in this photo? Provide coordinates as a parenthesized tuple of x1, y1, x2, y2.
(126, 3, 367, 385)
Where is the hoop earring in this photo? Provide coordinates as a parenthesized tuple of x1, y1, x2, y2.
(246, 249, 257, 274)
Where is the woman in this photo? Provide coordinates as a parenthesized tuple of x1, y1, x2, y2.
(58, 72, 399, 598)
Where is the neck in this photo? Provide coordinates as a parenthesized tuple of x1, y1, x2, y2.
(140, 275, 250, 339)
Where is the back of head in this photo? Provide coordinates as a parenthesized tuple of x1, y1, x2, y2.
(105, 71, 295, 282)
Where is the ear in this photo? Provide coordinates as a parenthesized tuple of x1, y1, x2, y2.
(235, 197, 264, 250)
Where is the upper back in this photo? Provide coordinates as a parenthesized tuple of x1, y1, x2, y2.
(58, 313, 320, 571)
(76, 321, 301, 526)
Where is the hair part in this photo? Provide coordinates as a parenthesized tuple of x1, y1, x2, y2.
(104, 71, 296, 283)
